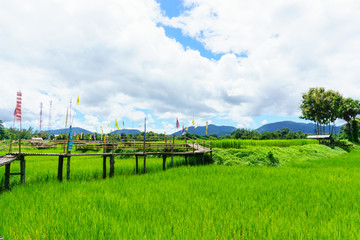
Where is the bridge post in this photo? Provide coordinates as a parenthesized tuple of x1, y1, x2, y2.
(66, 156, 71, 180)
(4, 163, 11, 190)
(135, 155, 138, 174)
(185, 155, 188, 165)
(110, 155, 115, 177)
(103, 156, 107, 179)
(143, 155, 146, 173)
(20, 155, 25, 184)
(202, 153, 205, 165)
(58, 156, 64, 181)
(162, 155, 166, 171)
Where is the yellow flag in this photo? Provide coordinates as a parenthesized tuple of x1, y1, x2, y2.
(65, 107, 68, 127)
(81, 132, 83, 139)
(77, 96, 80, 105)
(108, 123, 110, 127)
(192, 118, 195, 126)
(186, 126, 188, 131)
(139, 123, 141, 128)
(195, 125, 197, 129)
(205, 121, 208, 135)
(100, 126, 103, 134)
(115, 119, 120, 130)
(104, 135, 107, 143)
(77, 135, 79, 140)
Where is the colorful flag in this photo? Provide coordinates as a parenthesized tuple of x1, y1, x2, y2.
(104, 135, 107, 143)
(81, 132, 83, 139)
(16, 91, 22, 121)
(181, 125, 184, 133)
(139, 123, 141, 128)
(205, 121, 208, 135)
(115, 119, 120, 130)
(77, 96, 80, 105)
(122, 121, 124, 127)
(100, 126, 103, 134)
(176, 118, 180, 129)
(13, 108, 17, 116)
(192, 118, 195, 126)
(186, 126, 188, 131)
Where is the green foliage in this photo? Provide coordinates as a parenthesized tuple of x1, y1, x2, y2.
(212, 144, 346, 166)
(211, 139, 317, 148)
(1, 148, 360, 239)
(0, 120, 4, 140)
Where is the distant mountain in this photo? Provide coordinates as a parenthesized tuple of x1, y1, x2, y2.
(255, 121, 342, 134)
(47, 128, 140, 135)
(47, 127, 92, 135)
(110, 129, 141, 135)
(172, 124, 236, 136)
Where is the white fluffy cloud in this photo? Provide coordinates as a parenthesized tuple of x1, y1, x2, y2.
(1, 0, 359, 132)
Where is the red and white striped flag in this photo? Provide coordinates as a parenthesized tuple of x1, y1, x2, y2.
(16, 91, 22, 121)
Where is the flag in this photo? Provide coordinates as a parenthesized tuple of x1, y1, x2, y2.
(205, 121, 208, 135)
(65, 107, 69, 127)
(186, 126, 188, 131)
(108, 123, 110, 127)
(176, 118, 180, 129)
(100, 126, 103, 134)
(89, 134, 91, 141)
(181, 125, 184, 133)
(195, 125, 197, 129)
(81, 132, 83, 139)
(13, 108, 17, 116)
(192, 118, 195, 126)
(16, 91, 22, 121)
(94, 132, 96, 140)
(104, 135, 107, 143)
(115, 119, 120, 130)
(122, 121, 124, 127)
(139, 123, 141, 128)
(77, 96, 80, 105)
(68, 126, 73, 151)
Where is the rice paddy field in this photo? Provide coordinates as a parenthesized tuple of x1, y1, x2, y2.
(1, 140, 360, 239)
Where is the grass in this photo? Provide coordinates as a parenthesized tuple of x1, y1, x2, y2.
(1, 143, 360, 239)
(211, 139, 318, 148)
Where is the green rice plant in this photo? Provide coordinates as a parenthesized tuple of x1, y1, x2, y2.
(212, 139, 319, 148)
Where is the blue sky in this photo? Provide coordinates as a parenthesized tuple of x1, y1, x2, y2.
(1, 0, 358, 133)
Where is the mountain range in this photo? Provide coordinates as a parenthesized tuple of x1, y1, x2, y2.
(46, 121, 342, 136)
(255, 121, 342, 134)
(172, 124, 236, 136)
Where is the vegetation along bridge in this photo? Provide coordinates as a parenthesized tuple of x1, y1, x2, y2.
(1, 140, 212, 190)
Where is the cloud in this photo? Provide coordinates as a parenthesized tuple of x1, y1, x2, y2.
(1, 0, 359, 132)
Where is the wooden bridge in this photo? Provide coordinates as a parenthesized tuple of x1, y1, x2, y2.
(1, 141, 212, 190)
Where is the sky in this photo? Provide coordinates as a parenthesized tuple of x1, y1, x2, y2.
(1, 0, 359, 134)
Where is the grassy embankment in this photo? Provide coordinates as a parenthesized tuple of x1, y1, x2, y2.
(1, 141, 359, 239)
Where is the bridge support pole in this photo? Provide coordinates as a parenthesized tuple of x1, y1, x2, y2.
(66, 156, 71, 180)
(20, 155, 25, 184)
(103, 156, 107, 179)
(58, 156, 64, 181)
(202, 153, 205, 165)
(110, 155, 115, 177)
(162, 155, 166, 171)
(171, 155, 174, 167)
(135, 155, 139, 174)
(185, 156, 188, 165)
(4, 163, 11, 190)
(143, 155, 146, 173)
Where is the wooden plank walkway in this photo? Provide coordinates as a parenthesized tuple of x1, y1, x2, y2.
(0, 155, 18, 167)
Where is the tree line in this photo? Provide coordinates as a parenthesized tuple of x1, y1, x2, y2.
(300, 87, 360, 142)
